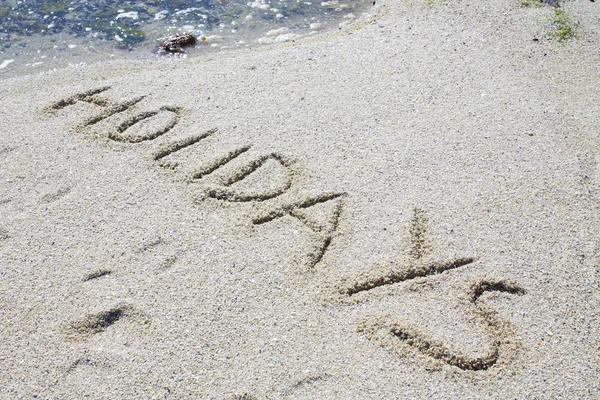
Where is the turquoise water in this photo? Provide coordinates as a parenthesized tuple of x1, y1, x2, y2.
(0, 0, 371, 78)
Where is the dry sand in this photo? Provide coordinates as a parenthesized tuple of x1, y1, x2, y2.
(1, 0, 599, 398)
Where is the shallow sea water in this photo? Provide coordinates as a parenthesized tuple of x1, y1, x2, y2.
(0, 0, 372, 79)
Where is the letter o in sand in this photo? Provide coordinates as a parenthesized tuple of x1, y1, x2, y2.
(109, 106, 180, 143)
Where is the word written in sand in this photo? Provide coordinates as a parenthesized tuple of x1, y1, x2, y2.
(47, 88, 526, 374)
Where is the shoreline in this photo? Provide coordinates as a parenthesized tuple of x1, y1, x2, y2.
(0, 2, 375, 82)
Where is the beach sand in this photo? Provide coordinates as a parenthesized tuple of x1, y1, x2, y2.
(1, 0, 599, 398)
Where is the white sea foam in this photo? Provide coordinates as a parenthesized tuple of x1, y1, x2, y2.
(0, 59, 15, 69)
